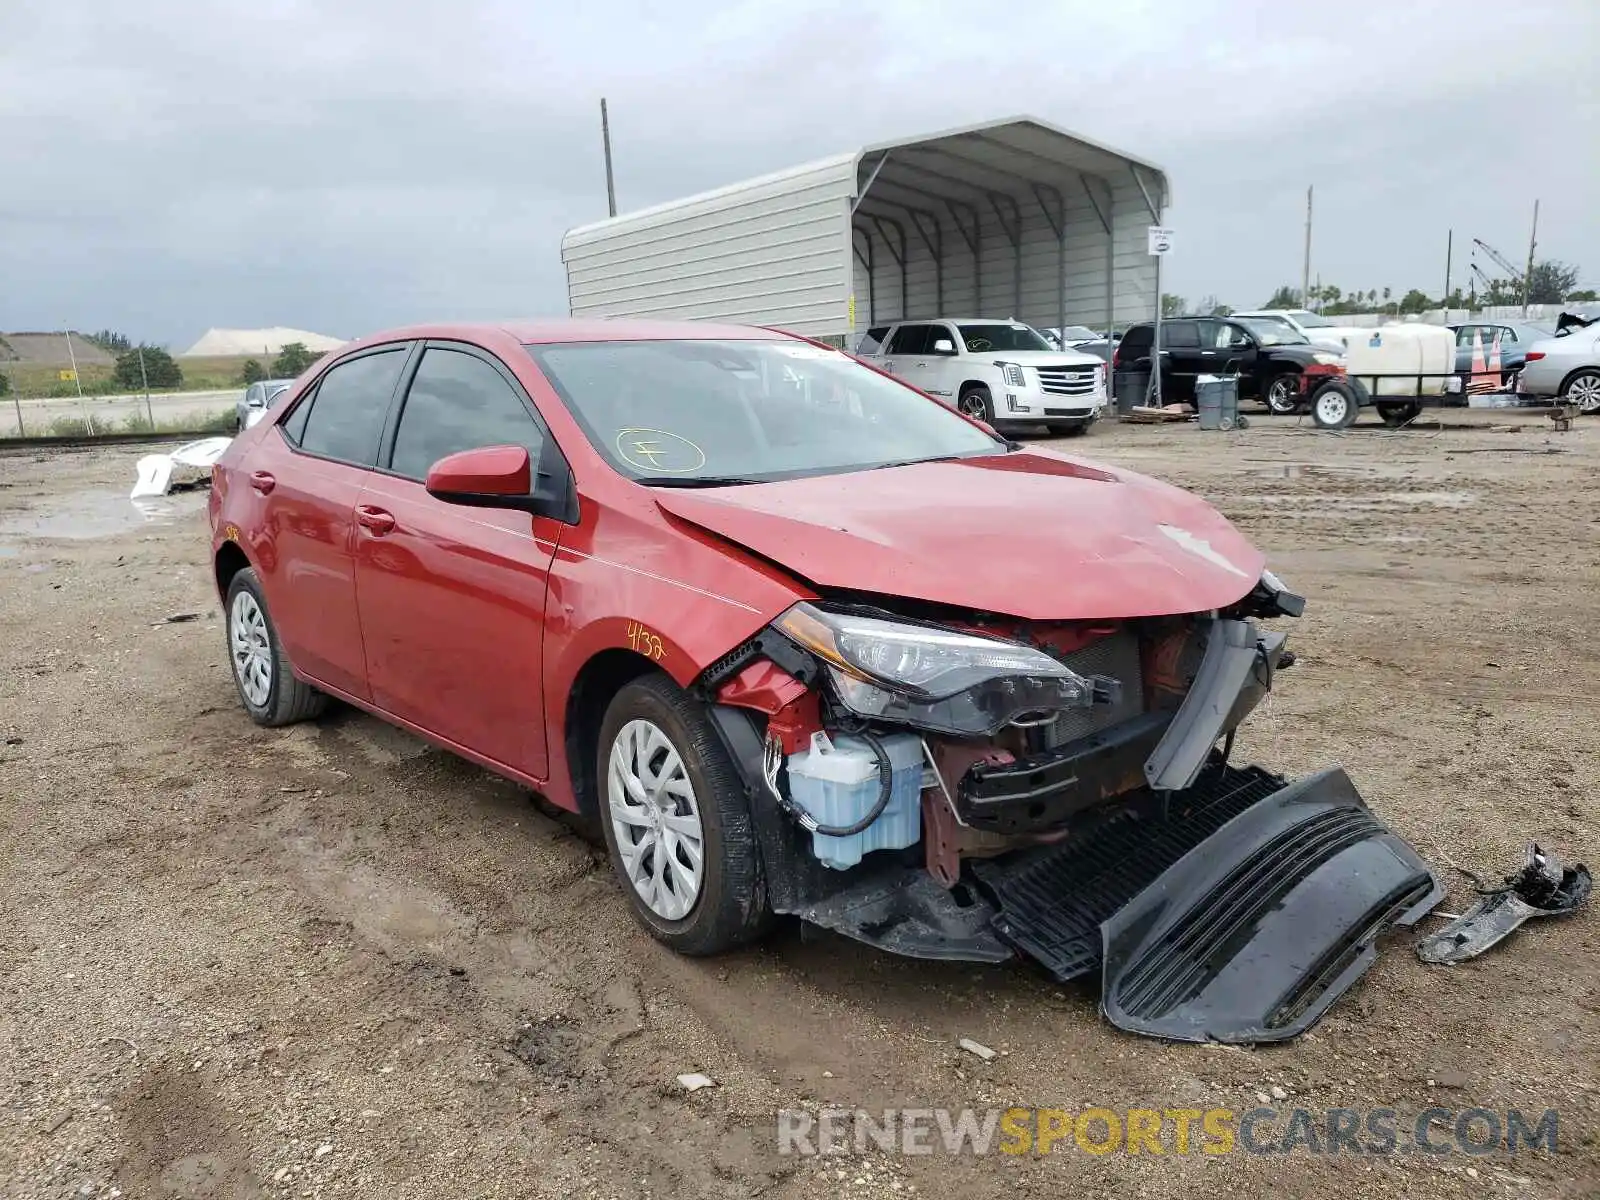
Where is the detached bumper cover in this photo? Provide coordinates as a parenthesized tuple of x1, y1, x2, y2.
(1099, 767, 1442, 1043)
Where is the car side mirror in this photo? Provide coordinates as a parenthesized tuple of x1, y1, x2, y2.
(246, 395, 265, 408)
(932, 338, 956, 354)
(425, 444, 577, 522)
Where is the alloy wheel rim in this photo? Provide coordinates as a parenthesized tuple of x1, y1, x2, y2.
(1268, 380, 1296, 412)
(1570, 376, 1600, 413)
(960, 394, 986, 417)
(230, 591, 273, 707)
(607, 719, 705, 921)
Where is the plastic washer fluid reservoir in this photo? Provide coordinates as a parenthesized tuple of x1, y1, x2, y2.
(785, 731, 924, 870)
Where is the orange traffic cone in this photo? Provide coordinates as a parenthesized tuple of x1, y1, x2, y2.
(1468, 329, 1491, 394)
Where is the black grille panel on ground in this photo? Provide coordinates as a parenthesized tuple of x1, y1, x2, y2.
(1044, 631, 1144, 747)
(970, 764, 1284, 982)
(1111, 807, 1381, 1020)
(1036, 366, 1099, 396)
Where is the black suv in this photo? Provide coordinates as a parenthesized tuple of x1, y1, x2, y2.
(1114, 316, 1356, 424)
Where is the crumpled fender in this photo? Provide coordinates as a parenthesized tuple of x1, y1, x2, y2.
(1100, 767, 1443, 1043)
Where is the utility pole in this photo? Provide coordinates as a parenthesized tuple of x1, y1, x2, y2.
(63, 329, 83, 399)
(600, 98, 617, 218)
(1301, 185, 1313, 308)
(137, 346, 154, 426)
(1521, 199, 1539, 316)
(1443, 229, 1453, 314)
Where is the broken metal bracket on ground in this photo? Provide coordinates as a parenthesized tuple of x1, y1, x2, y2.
(1416, 843, 1591, 965)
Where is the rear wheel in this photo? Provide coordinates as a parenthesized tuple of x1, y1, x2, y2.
(1310, 379, 1360, 429)
(225, 567, 328, 727)
(1562, 370, 1600, 414)
(1377, 401, 1421, 427)
(1264, 373, 1302, 415)
(596, 674, 770, 955)
(958, 385, 994, 423)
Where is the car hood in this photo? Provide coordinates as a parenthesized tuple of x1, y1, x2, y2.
(652, 451, 1266, 620)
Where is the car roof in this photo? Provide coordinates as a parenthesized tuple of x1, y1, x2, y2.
(351, 318, 788, 346)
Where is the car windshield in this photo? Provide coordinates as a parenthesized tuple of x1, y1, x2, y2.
(956, 323, 1054, 353)
(1286, 310, 1337, 328)
(1059, 326, 1097, 341)
(1235, 317, 1311, 346)
(527, 339, 1004, 484)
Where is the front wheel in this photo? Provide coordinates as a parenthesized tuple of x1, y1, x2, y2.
(1265, 374, 1302, 415)
(1563, 370, 1600, 414)
(1309, 379, 1360, 429)
(958, 385, 994, 423)
(597, 675, 770, 955)
(225, 567, 328, 726)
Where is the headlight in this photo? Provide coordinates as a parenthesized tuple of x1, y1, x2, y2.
(1312, 352, 1344, 366)
(772, 602, 1114, 736)
(997, 361, 1027, 388)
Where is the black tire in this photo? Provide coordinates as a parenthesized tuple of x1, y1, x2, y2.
(1045, 421, 1090, 437)
(958, 385, 995, 423)
(1561, 369, 1600, 414)
(1265, 373, 1303, 415)
(1235, 414, 1250, 430)
(1377, 401, 1421, 428)
(224, 567, 328, 727)
(1309, 379, 1360, 429)
(596, 674, 770, 956)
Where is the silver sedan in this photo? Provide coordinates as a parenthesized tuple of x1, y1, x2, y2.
(233, 379, 296, 431)
(1516, 325, 1600, 413)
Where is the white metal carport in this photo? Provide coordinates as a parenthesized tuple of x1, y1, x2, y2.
(561, 116, 1169, 344)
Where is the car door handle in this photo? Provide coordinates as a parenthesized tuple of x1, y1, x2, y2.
(1201, 350, 1218, 356)
(354, 505, 396, 536)
(249, 471, 276, 494)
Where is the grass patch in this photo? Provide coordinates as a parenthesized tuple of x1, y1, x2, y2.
(0, 355, 266, 399)
(24, 408, 234, 439)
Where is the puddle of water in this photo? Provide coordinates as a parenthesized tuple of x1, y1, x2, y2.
(0, 488, 207, 541)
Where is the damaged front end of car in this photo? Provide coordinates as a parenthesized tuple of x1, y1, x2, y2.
(696, 570, 1443, 1044)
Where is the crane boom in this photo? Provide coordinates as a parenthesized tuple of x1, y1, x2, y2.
(1472, 238, 1522, 280)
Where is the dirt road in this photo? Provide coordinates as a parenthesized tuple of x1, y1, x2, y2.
(1, 414, 1595, 1199)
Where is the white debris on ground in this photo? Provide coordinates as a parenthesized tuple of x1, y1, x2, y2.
(957, 1038, 997, 1061)
(676, 1073, 716, 1092)
(129, 437, 232, 499)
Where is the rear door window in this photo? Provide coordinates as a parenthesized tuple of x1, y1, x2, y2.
(856, 326, 891, 355)
(1163, 321, 1200, 348)
(887, 325, 932, 355)
(295, 348, 408, 466)
(389, 346, 544, 481)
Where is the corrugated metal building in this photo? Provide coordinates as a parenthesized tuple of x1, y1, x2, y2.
(561, 116, 1169, 344)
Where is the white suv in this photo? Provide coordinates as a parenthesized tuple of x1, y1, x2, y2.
(856, 318, 1107, 435)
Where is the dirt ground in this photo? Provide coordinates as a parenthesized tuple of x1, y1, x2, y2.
(1, 412, 1596, 1200)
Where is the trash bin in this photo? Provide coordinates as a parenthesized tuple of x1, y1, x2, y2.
(1195, 374, 1243, 431)
(1114, 369, 1151, 415)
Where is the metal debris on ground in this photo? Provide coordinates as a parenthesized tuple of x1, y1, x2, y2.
(1417, 843, 1591, 965)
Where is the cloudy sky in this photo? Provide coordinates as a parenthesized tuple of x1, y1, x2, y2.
(2, 0, 1595, 348)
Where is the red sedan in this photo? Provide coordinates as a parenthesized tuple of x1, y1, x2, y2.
(209, 319, 1441, 1043)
